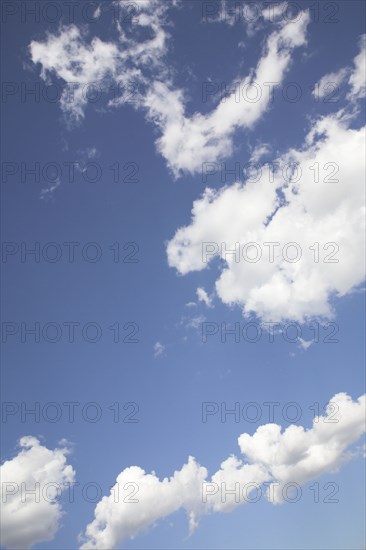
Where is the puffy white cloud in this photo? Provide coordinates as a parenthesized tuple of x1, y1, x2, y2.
(239, 392, 366, 503)
(79, 457, 208, 549)
(80, 393, 365, 549)
(167, 109, 365, 322)
(0, 437, 75, 550)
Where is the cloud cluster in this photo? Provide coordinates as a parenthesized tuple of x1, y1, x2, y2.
(79, 392, 365, 549)
(29, 2, 310, 176)
(167, 58, 365, 322)
(239, 393, 366, 503)
(30, 25, 121, 123)
(0, 437, 75, 550)
(29, 0, 175, 124)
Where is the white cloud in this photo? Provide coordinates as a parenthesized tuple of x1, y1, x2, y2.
(84, 147, 100, 160)
(239, 393, 366, 503)
(185, 314, 206, 330)
(29, 25, 121, 124)
(313, 35, 365, 102)
(297, 337, 313, 350)
(0, 437, 75, 550)
(40, 177, 61, 201)
(249, 142, 271, 164)
(80, 392, 365, 549)
(144, 13, 310, 176)
(196, 287, 214, 308)
(348, 34, 366, 99)
(29, 1, 175, 123)
(153, 341, 165, 357)
(79, 457, 208, 549)
(167, 109, 365, 322)
(203, 1, 292, 36)
(29, 5, 310, 175)
(313, 68, 349, 99)
(262, 2, 288, 21)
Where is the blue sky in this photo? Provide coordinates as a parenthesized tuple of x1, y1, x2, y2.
(1, 1, 365, 549)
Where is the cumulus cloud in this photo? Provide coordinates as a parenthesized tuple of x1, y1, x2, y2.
(0, 437, 75, 550)
(80, 393, 365, 549)
(167, 105, 365, 322)
(239, 393, 366, 503)
(79, 457, 208, 549)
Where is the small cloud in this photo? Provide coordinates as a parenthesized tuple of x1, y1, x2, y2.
(185, 302, 197, 308)
(249, 143, 271, 164)
(40, 178, 61, 201)
(186, 315, 206, 330)
(57, 438, 74, 451)
(298, 337, 314, 350)
(196, 287, 214, 308)
(153, 341, 165, 358)
(312, 68, 348, 100)
(76, 147, 101, 173)
(85, 146, 100, 160)
(93, 5, 101, 19)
